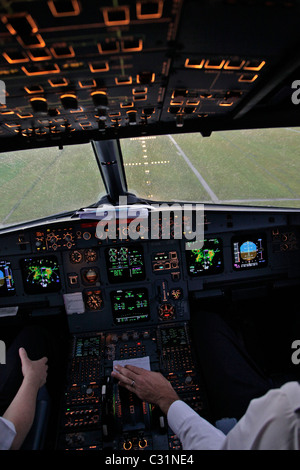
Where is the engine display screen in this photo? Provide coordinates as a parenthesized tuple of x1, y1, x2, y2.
(111, 288, 150, 324)
(186, 238, 223, 276)
(232, 235, 267, 270)
(0, 261, 15, 296)
(105, 245, 145, 283)
(21, 256, 61, 294)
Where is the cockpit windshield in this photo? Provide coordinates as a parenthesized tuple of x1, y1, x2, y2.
(120, 127, 300, 207)
(1, 127, 300, 230)
(0, 143, 106, 229)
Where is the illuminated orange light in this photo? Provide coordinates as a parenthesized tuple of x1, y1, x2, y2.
(30, 97, 47, 103)
(123, 440, 132, 451)
(26, 14, 39, 33)
(37, 119, 52, 125)
(136, 0, 164, 19)
(184, 58, 204, 69)
(27, 48, 52, 61)
(50, 127, 61, 134)
(102, 6, 130, 26)
(3, 52, 29, 64)
(70, 107, 83, 113)
(204, 59, 226, 70)
(17, 112, 33, 119)
(133, 87, 148, 95)
(138, 438, 148, 449)
(121, 38, 143, 52)
(186, 99, 200, 105)
(223, 59, 245, 70)
(5, 122, 20, 128)
(79, 122, 92, 128)
(50, 45, 75, 59)
(243, 60, 266, 71)
(62, 61, 83, 70)
(120, 102, 134, 108)
(24, 84, 41, 93)
(89, 62, 109, 73)
(136, 73, 155, 84)
(171, 89, 187, 99)
(5, 23, 18, 35)
(133, 94, 147, 101)
(17, 33, 46, 49)
(97, 41, 120, 55)
(200, 93, 213, 99)
(2, 13, 39, 35)
(48, 78, 69, 87)
(48, 0, 81, 17)
(60, 93, 76, 100)
(238, 74, 258, 83)
(219, 101, 234, 106)
(91, 90, 107, 97)
(79, 79, 97, 88)
(22, 64, 60, 76)
(115, 76, 132, 85)
(170, 99, 184, 105)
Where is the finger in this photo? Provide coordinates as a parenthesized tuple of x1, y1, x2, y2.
(19, 347, 28, 362)
(124, 365, 146, 375)
(114, 364, 135, 379)
(111, 369, 123, 381)
(112, 370, 136, 388)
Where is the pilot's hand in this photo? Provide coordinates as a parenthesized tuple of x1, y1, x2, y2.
(111, 364, 179, 415)
(19, 347, 48, 390)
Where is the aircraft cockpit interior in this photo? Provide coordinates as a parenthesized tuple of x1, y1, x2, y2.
(0, 0, 299, 452)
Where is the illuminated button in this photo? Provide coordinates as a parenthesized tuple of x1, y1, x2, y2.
(123, 440, 132, 451)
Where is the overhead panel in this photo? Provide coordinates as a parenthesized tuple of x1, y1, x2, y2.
(0, 0, 299, 149)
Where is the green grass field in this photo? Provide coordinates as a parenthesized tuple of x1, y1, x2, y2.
(0, 128, 300, 227)
(0, 144, 105, 227)
(122, 128, 300, 206)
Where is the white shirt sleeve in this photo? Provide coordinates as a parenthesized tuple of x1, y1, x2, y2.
(0, 417, 16, 450)
(167, 400, 226, 450)
(221, 381, 300, 450)
(167, 382, 300, 450)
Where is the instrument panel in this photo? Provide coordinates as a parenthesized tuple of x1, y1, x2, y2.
(0, 207, 299, 450)
(0, 209, 299, 333)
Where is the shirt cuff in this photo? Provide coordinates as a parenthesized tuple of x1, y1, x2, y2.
(167, 400, 226, 450)
(0, 417, 16, 450)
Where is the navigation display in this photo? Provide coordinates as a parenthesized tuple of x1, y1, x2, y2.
(186, 238, 223, 276)
(21, 256, 61, 294)
(111, 288, 150, 324)
(0, 261, 15, 296)
(232, 234, 267, 270)
(105, 245, 145, 283)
